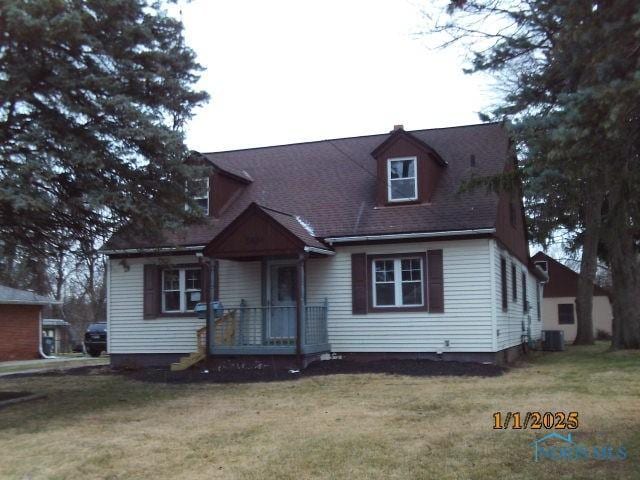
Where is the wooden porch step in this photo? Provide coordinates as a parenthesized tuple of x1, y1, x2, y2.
(170, 351, 206, 372)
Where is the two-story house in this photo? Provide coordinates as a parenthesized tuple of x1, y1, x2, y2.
(103, 123, 546, 369)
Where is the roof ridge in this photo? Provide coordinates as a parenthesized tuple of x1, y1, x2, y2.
(199, 121, 502, 155)
(255, 203, 296, 218)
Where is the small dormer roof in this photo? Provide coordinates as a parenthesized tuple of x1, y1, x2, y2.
(371, 127, 448, 167)
(189, 150, 253, 183)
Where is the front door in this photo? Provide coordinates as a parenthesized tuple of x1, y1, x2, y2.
(268, 263, 297, 342)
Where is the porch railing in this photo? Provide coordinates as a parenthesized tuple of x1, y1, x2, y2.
(208, 300, 329, 355)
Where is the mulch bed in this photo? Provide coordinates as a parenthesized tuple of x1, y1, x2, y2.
(123, 358, 505, 384)
(3, 359, 505, 384)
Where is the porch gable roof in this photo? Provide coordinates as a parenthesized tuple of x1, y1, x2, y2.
(203, 202, 333, 259)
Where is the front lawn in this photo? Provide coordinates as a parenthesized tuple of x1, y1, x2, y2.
(0, 343, 638, 479)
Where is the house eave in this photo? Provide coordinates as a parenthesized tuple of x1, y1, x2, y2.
(0, 299, 61, 306)
(303, 246, 335, 255)
(101, 245, 206, 256)
(324, 228, 496, 245)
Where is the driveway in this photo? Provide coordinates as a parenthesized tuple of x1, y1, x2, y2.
(0, 355, 109, 377)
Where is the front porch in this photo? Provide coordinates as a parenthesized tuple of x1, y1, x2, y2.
(202, 202, 334, 359)
(208, 302, 329, 355)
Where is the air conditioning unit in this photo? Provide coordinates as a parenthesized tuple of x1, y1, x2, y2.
(542, 330, 565, 351)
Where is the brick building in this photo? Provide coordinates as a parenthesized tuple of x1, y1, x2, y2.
(0, 285, 58, 361)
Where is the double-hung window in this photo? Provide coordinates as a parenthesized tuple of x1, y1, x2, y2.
(372, 257, 423, 307)
(188, 178, 210, 215)
(162, 267, 202, 313)
(387, 157, 417, 202)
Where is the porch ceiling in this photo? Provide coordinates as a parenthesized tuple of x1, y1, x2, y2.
(203, 202, 334, 260)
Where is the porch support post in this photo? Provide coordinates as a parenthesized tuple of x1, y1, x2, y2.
(205, 259, 213, 356)
(295, 252, 305, 362)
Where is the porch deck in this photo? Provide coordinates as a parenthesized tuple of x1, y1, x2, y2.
(207, 302, 330, 355)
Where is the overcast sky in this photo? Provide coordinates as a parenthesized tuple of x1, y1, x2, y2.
(177, 0, 497, 152)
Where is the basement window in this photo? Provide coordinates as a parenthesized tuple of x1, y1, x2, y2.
(387, 157, 417, 202)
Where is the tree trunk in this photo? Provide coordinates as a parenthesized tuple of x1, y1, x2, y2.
(574, 185, 604, 345)
(608, 228, 640, 349)
(603, 182, 640, 349)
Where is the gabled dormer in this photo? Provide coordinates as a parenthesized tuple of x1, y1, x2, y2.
(371, 125, 447, 206)
(187, 151, 253, 218)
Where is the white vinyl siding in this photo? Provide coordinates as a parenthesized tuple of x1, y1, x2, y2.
(108, 255, 205, 354)
(492, 240, 543, 351)
(108, 256, 262, 354)
(217, 259, 262, 308)
(306, 238, 494, 353)
(107, 239, 541, 355)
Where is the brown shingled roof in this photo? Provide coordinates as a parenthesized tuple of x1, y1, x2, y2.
(532, 252, 610, 298)
(105, 122, 508, 250)
(255, 204, 329, 251)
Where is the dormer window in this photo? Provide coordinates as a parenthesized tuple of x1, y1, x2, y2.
(387, 157, 417, 202)
(188, 178, 210, 215)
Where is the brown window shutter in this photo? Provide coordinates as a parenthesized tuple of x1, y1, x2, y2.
(351, 253, 368, 314)
(143, 264, 161, 319)
(522, 272, 527, 313)
(500, 258, 508, 310)
(427, 250, 444, 313)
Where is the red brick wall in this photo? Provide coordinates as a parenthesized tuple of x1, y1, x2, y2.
(0, 305, 41, 361)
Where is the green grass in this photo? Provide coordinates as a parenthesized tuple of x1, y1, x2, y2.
(0, 343, 638, 479)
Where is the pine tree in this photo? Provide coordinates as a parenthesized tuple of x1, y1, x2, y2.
(0, 0, 209, 265)
(432, 0, 640, 348)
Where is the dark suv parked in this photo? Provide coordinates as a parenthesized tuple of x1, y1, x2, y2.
(84, 323, 107, 357)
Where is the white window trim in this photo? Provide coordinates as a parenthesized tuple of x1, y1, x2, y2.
(372, 257, 424, 308)
(162, 267, 202, 313)
(187, 177, 210, 215)
(387, 156, 418, 202)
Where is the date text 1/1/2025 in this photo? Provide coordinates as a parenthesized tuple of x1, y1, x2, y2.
(493, 412, 579, 430)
